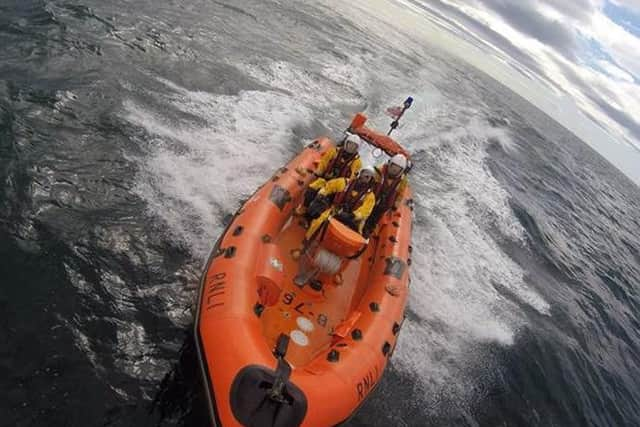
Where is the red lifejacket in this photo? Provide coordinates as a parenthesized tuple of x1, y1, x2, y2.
(334, 180, 372, 213)
(374, 165, 403, 212)
(324, 150, 358, 180)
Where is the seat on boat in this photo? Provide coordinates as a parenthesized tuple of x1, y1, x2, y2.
(321, 218, 367, 258)
(295, 218, 368, 287)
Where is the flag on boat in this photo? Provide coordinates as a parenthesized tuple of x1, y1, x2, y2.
(385, 105, 404, 119)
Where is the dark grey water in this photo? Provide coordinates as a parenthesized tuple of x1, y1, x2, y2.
(2, 1, 640, 426)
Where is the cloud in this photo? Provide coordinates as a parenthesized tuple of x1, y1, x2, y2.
(478, 0, 577, 58)
(588, 12, 640, 76)
(422, 0, 640, 151)
(609, 0, 640, 15)
(408, 0, 553, 78)
(538, 0, 604, 24)
(596, 59, 635, 82)
(549, 54, 640, 140)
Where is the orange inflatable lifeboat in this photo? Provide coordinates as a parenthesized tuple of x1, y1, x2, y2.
(194, 112, 414, 427)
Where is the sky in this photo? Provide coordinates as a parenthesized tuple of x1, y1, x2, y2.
(387, 0, 640, 184)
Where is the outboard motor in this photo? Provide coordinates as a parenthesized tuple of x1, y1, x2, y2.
(230, 334, 308, 427)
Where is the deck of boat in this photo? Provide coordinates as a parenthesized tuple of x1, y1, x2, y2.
(260, 217, 378, 367)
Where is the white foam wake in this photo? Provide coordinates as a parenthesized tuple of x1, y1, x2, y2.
(124, 82, 313, 258)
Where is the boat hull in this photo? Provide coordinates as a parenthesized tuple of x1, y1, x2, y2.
(194, 138, 413, 426)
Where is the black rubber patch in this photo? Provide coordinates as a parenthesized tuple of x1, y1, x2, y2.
(309, 280, 323, 291)
(351, 329, 363, 341)
(213, 247, 225, 258)
(224, 246, 237, 258)
(369, 302, 380, 313)
(382, 342, 391, 356)
(254, 303, 265, 317)
(327, 349, 340, 362)
(233, 225, 244, 236)
(269, 185, 292, 211)
(384, 257, 406, 279)
(385, 284, 400, 297)
(392, 322, 400, 335)
(405, 198, 414, 211)
(307, 140, 322, 151)
(230, 365, 307, 427)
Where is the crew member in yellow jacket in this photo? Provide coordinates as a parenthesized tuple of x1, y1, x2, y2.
(363, 153, 409, 237)
(305, 168, 377, 240)
(297, 134, 363, 217)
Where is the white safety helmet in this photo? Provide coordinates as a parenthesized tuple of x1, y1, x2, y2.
(343, 134, 361, 154)
(388, 154, 408, 177)
(357, 167, 376, 183)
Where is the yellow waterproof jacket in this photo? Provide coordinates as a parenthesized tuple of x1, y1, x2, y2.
(353, 191, 376, 221)
(316, 147, 362, 180)
(374, 165, 408, 210)
(319, 178, 376, 221)
(306, 178, 376, 238)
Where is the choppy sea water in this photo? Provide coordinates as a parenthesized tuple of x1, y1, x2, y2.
(1, 1, 639, 426)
